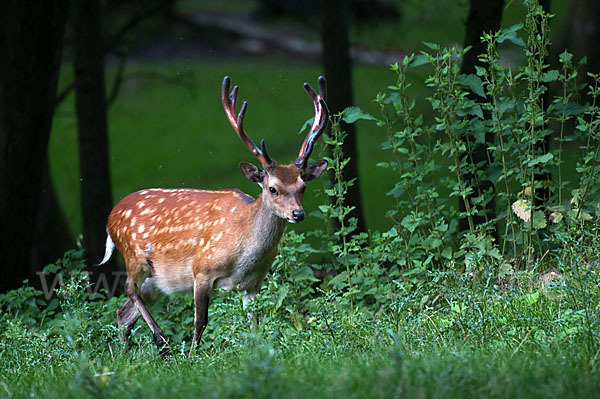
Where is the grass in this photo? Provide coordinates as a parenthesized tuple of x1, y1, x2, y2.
(2, 242, 600, 398)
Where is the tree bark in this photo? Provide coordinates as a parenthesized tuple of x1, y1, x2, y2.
(458, 0, 505, 234)
(321, 0, 366, 233)
(70, 0, 117, 287)
(561, 0, 600, 88)
(31, 161, 73, 277)
(0, 0, 69, 293)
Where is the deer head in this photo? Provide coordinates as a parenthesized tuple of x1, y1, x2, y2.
(221, 76, 329, 223)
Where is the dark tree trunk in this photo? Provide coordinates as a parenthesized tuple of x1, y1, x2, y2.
(321, 0, 366, 233)
(0, 0, 68, 293)
(71, 0, 117, 288)
(561, 0, 600, 87)
(458, 0, 505, 234)
(31, 161, 73, 276)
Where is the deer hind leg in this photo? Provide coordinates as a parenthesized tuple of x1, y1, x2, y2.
(117, 278, 163, 344)
(188, 278, 210, 357)
(124, 278, 171, 357)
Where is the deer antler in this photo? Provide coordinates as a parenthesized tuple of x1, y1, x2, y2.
(296, 76, 329, 170)
(222, 76, 274, 167)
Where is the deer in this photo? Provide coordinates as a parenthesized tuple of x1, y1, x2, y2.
(99, 76, 329, 356)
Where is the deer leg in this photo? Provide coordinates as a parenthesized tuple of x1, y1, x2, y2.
(117, 300, 140, 344)
(242, 292, 258, 331)
(117, 278, 163, 344)
(188, 279, 210, 357)
(125, 278, 171, 357)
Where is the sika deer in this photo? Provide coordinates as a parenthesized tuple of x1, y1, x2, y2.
(100, 76, 329, 356)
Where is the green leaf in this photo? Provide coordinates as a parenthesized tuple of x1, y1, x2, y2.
(524, 291, 540, 305)
(291, 265, 318, 282)
(382, 92, 401, 105)
(341, 106, 377, 124)
(474, 65, 487, 77)
(422, 41, 440, 51)
(441, 246, 453, 259)
(297, 117, 313, 135)
(527, 153, 554, 167)
(274, 285, 289, 311)
(409, 54, 430, 67)
(497, 23, 525, 47)
(532, 210, 547, 229)
(468, 104, 484, 119)
(555, 102, 585, 115)
(401, 214, 420, 233)
(328, 272, 349, 290)
(456, 74, 486, 98)
(542, 70, 559, 82)
(498, 263, 514, 279)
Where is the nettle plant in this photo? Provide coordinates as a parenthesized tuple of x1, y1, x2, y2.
(375, 0, 600, 273)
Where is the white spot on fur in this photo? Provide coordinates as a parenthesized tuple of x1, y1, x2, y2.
(138, 225, 145, 233)
(215, 232, 223, 242)
(125, 209, 132, 218)
(231, 207, 237, 213)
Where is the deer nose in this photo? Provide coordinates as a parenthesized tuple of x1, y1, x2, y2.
(292, 209, 305, 222)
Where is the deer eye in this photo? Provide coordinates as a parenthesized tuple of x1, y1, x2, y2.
(269, 187, 278, 195)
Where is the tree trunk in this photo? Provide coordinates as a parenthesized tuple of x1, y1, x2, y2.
(31, 160, 73, 276)
(458, 0, 505, 234)
(560, 0, 600, 88)
(0, 0, 68, 293)
(321, 0, 366, 233)
(71, 0, 117, 289)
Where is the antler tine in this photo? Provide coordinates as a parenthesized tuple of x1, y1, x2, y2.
(221, 76, 273, 168)
(296, 76, 329, 169)
(318, 75, 327, 103)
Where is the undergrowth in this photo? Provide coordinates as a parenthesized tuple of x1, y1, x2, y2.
(2, 1, 600, 397)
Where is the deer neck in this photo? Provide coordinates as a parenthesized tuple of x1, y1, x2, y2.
(247, 194, 286, 248)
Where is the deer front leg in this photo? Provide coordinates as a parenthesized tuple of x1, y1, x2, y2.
(188, 278, 210, 357)
(125, 279, 171, 357)
(242, 292, 258, 331)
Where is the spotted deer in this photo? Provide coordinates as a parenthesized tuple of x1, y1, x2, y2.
(99, 76, 329, 356)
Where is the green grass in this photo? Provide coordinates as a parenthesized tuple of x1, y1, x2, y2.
(2, 243, 600, 398)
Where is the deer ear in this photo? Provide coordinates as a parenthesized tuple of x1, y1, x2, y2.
(239, 162, 265, 183)
(302, 159, 328, 182)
